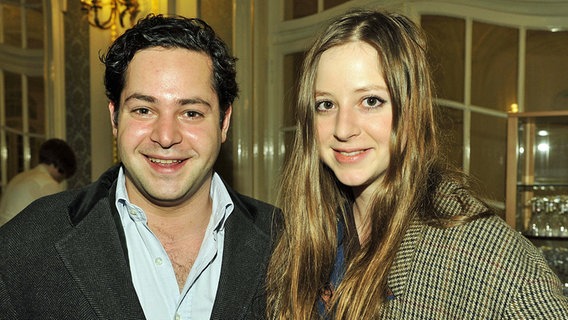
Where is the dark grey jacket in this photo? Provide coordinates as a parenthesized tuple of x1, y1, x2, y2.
(0, 165, 279, 319)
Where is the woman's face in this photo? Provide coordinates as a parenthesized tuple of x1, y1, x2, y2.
(314, 41, 392, 191)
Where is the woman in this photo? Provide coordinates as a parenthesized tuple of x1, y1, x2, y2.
(266, 9, 568, 319)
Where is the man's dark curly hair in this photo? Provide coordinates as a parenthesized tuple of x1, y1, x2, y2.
(101, 14, 238, 125)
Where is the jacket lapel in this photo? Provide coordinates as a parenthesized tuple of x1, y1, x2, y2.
(55, 199, 145, 319)
(210, 197, 272, 320)
(387, 220, 422, 299)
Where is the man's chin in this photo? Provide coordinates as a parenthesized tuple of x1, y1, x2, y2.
(146, 193, 189, 207)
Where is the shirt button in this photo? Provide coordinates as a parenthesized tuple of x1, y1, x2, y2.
(154, 257, 163, 266)
(175, 314, 181, 320)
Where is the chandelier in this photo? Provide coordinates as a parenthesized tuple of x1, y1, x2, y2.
(80, 0, 141, 30)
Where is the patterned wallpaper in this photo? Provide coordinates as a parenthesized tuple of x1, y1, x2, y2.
(64, 1, 92, 189)
(201, 0, 235, 187)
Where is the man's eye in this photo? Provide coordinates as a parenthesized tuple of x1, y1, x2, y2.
(133, 108, 151, 115)
(185, 111, 203, 118)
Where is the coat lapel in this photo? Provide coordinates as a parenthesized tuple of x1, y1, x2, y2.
(387, 220, 423, 298)
(210, 200, 272, 320)
(55, 199, 146, 320)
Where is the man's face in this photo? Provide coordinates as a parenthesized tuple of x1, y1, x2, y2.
(109, 47, 231, 208)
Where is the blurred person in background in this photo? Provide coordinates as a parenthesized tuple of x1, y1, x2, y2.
(0, 138, 76, 226)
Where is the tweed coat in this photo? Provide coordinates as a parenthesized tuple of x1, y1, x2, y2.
(380, 182, 568, 319)
(0, 165, 279, 320)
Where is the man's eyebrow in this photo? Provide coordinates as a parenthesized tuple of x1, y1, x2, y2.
(178, 97, 212, 108)
(124, 93, 156, 104)
(123, 94, 212, 109)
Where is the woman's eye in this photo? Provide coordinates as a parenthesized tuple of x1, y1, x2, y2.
(363, 96, 385, 108)
(315, 100, 334, 112)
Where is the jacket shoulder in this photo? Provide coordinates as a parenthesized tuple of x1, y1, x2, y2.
(0, 166, 119, 243)
(395, 216, 568, 318)
(228, 189, 282, 235)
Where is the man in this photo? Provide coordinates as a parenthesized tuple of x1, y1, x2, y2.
(0, 15, 278, 320)
(0, 138, 76, 226)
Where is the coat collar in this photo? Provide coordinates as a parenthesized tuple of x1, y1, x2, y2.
(210, 186, 274, 320)
(387, 220, 423, 299)
(67, 164, 121, 226)
(55, 186, 145, 319)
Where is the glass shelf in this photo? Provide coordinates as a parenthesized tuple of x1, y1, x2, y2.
(524, 234, 568, 241)
(507, 111, 568, 293)
(507, 111, 568, 231)
(517, 184, 568, 188)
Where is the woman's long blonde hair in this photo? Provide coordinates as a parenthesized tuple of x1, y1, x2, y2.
(266, 9, 475, 319)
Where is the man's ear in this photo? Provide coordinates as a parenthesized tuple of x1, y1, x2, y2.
(108, 102, 118, 137)
(221, 105, 232, 143)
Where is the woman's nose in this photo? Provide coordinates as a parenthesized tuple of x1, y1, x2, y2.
(333, 107, 360, 141)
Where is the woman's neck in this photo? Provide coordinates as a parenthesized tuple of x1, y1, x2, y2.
(353, 198, 370, 245)
(351, 178, 384, 244)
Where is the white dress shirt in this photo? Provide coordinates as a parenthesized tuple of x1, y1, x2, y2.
(115, 168, 233, 320)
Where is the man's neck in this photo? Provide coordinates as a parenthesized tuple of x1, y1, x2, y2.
(146, 194, 212, 238)
(125, 173, 213, 233)
(41, 163, 64, 183)
(144, 188, 213, 292)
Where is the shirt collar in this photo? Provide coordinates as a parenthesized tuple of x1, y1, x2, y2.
(115, 167, 234, 231)
(210, 172, 234, 232)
